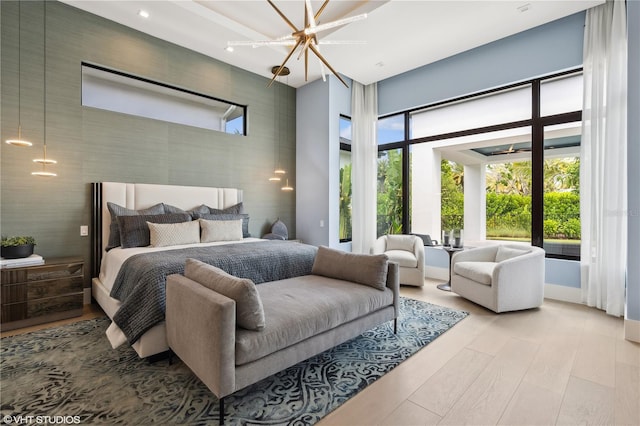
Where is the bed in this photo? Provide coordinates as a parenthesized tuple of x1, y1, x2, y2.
(91, 182, 317, 359)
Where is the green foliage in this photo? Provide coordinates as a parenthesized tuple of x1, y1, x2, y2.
(560, 218, 581, 239)
(1, 236, 36, 247)
(544, 219, 560, 237)
(339, 163, 352, 241)
(377, 149, 403, 236)
(441, 160, 464, 230)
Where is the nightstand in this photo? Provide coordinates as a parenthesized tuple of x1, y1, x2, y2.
(1, 256, 84, 331)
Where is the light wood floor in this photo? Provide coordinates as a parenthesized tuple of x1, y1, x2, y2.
(2, 281, 638, 425)
(320, 280, 640, 426)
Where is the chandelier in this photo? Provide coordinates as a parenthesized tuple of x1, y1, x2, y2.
(229, 0, 367, 87)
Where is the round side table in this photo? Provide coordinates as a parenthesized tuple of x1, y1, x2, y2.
(436, 246, 464, 291)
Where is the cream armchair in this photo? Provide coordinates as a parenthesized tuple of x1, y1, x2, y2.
(371, 234, 425, 286)
(450, 244, 545, 313)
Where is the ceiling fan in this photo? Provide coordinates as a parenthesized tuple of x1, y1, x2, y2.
(492, 144, 531, 155)
(228, 0, 367, 87)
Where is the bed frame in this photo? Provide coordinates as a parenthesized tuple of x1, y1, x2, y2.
(91, 182, 243, 358)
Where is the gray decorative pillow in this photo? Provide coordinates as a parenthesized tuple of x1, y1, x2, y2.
(188, 205, 211, 218)
(162, 203, 188, 214)
(193, 213, 250, 238)
(118, 213, 191, 249)
(209, 202, 244, 215)
(184, 259, 265, 331)
(311, 246, 389, 291)
(271, 219, 288, 240)
(106, 202, 165, 250)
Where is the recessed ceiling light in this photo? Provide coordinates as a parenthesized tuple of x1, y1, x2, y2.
(138, 10, 149, 18)
(225, 46, 234, 53)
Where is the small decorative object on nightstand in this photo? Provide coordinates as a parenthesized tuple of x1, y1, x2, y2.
(1, 235, 36, 259)
(1, 257, 84, 331)
(262, 218, 289, 241)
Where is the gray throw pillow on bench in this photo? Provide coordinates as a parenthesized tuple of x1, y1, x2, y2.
(184, 258, 265, 331)
(311, 246, 389, 291)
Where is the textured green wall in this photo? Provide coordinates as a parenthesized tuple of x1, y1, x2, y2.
(0, 1, 296, 287)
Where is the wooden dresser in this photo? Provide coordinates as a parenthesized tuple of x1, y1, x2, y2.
(1, 257, 84, 331)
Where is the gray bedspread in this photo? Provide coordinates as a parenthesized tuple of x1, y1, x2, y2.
(110, 241, 318, 344)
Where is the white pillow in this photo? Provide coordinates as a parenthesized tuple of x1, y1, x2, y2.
(495, 245, 529, 262)
(386, 234, 416, 252)
(148, 220, 200, 247)
(200, 219, 243, 243)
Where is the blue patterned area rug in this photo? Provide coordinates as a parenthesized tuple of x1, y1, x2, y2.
(1, 298, 467, 425)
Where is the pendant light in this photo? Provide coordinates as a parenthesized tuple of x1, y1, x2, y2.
(280, 72, 293, 192)
(268, 71, 281, 182)
(5, 1, 33, 147)
(281, 178, 294, 192)
(269, 66, 288, 181)
(32, 1, 56, 177)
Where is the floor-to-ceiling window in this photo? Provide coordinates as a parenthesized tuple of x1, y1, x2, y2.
(379, 69, 582, 260)
(376, 114, 405, 237)
(339, 116, 352, 242)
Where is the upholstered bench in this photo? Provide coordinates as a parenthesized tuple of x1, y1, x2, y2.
(166, 246, 400, 422)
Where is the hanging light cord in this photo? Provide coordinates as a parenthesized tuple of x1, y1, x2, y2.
(17, 0, 22, 136)
(32, 1, 56, 176)
(43, 1, 47, 159)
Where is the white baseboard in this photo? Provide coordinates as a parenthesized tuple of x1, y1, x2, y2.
(425, 266, 448, 281)
(84, 287, 92, 305)
(544, 283, 581, 304)
(625, 318, 640, 343)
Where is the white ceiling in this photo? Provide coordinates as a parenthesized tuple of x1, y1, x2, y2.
(60, 0, 603, 88)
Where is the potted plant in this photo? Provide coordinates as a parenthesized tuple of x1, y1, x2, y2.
(1, 236, 36, 259)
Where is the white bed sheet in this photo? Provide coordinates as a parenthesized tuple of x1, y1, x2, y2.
(98, 238, 264, 349)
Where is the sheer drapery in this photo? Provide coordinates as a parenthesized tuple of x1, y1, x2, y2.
(580, 0, 628, 316)
(351, 82, 378, 254)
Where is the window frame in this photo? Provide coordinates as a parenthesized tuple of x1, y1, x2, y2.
(381, 68, 582, 260)
(81, 62, 248, 135)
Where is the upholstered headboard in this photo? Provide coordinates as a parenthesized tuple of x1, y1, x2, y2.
(91, 182, 243, 277)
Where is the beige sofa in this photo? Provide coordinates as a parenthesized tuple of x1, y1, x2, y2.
(166, 246, 400, 422)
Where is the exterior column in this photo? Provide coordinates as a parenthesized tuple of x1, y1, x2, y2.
(411, 144, 441, 238)
(463, 163, 486, 242)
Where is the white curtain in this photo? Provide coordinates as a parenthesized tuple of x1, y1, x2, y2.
(580, 0, 628, 316)
(351, 82, 378, 254)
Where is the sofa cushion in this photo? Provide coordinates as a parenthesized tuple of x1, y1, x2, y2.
(495, 245, 530, 262)
(386, 234, 415, 252)
(184, 259, 265, 331)
(453, 261, 496, 285)
(311, 246, 388, 291)
(235, 275, 394, 365)
(385, 249, 418, 268)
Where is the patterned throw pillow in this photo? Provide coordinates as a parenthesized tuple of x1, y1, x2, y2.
(199, 219, 243, 243)
(193, 213, 250, 238)
(148, 221, 200, 247)
(106, 202, 165, 251)
(118, 213, 192, 249)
